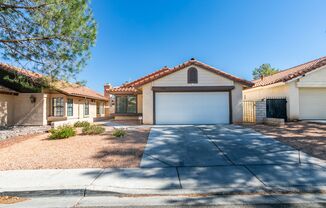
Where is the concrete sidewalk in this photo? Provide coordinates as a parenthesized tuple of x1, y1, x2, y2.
(1, 165, 326, 197)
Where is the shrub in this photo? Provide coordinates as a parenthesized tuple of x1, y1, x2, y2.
(82, 124, 105, 135)
(74, 121, 91, 128)
(49, 125, 76, 139)
(112, 128, 126, 138)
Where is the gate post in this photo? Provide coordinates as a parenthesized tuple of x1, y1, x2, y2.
(255, 99, 266, 124)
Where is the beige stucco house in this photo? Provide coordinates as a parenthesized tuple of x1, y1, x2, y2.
(105, 58, 253, 125)
(0, 63, 109, 127)
(244, 56, 326, 121)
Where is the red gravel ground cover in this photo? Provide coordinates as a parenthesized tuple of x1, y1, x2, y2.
(246, 122, 326, 160)
(0, 127, 150, 170)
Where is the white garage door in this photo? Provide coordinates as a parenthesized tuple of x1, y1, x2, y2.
(299, 88, 326, 119)
(155, 92, 229, 124)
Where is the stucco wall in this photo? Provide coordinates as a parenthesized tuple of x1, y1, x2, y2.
(14, 93, 47, 126)
(152, 65, 234, 86)
(0, 94, 15, 126)
(142, 83, 154, 124)
(243, 84, 289, 101)
(137, 94, 143, 113)
(142, 64, 244, 124)
(232, 83, 244, 123)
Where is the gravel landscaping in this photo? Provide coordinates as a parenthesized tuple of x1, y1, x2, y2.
(0, 125, 50, 140)
(246, 122, 326, 160)
(0, 126, 150, 170)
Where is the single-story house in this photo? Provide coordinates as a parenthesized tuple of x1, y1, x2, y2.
(105, 58, 253, 125)
(244, 56, 326, 120)
(0, 62, 109, 127)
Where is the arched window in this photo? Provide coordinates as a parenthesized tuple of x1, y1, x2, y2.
(187, 67, 198, 83)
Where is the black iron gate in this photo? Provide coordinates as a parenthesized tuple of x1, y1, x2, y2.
(266, 98, 287, 121)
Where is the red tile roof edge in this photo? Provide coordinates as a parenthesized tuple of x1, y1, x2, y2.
(252, 56, 326, 88)
(0, 62, 108, 101)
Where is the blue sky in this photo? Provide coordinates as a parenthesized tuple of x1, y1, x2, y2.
(78, 0, 326, 93)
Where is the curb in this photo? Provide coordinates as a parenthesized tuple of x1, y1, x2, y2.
(1, 186, 326, 198)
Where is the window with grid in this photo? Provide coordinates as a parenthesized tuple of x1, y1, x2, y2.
(67, 98, 73, 117)
(52, 98, 64, 117)
(84, 100, 89, 116)
(116, 95, 136, 114)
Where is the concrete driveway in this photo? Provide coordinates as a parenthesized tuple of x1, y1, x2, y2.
(140, 125, 326, 189)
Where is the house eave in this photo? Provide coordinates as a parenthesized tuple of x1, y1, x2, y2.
(244, 82, 286, 92)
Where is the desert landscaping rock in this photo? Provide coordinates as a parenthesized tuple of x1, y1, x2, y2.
(0, 126, 50, 140)
(0, 127, 149, 170)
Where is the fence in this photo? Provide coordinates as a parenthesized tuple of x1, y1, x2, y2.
(243, 99, 267, 124)
(243, 98, 287, 124)
(266, 98, 287, 121)
(243, 101, 256, 123)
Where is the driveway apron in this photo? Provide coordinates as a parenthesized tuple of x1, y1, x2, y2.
(141, 126, 230, 167)
(200, 125, 301, 165)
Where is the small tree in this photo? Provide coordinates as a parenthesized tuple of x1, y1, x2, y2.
(0, 0, 97, 81)
(252, 64, 279, 80)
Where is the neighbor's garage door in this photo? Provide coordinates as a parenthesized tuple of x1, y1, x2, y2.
(155, 92, 229, 124)
(299, 88, 326, 119)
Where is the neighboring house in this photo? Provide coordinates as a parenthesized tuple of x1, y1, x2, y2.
(244, 56, 326, 120)
(105, 58, 253, 125)
(0, 63, 109, 127)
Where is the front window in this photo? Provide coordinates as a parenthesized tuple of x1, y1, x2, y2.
(67, 98, 73, 117)
(52, 97, 64, 117)
(84, 100, 89, 116)
(116, 95, 136, 114)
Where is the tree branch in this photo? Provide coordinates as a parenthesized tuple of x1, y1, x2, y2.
(0, 3, 49, 10)
(0, 36, 59, 43)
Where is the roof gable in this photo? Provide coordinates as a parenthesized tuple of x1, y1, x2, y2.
(253, 56, 326, 88)
(152, 64, 234, 86)
(108, 59, 253, 93)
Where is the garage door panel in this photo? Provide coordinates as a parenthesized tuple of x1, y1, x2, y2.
(155, 92, 229, 124)
(299, 88, 326, 119)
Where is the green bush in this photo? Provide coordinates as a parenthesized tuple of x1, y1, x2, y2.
(49, 125, 76, 139)
(74, 121, 91, 128)
(112, 128, 126, 137)
(82, 124, 105, 135)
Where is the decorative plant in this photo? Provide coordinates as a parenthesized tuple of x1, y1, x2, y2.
(49, 125, 76, 139)
(82, 124, 105, 135)
(112, 128, 126, 138)
(74, 121, 91, 128)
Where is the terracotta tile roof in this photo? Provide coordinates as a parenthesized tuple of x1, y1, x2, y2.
(0, 62, 108, 101)
(253, 56, 326, 88)
(0, 85, 18, 95)
(109, 59, 253, 93)
(0, 62, 42, 79)
(106, 87, 141, 94)
(57, 84, 108, 101)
